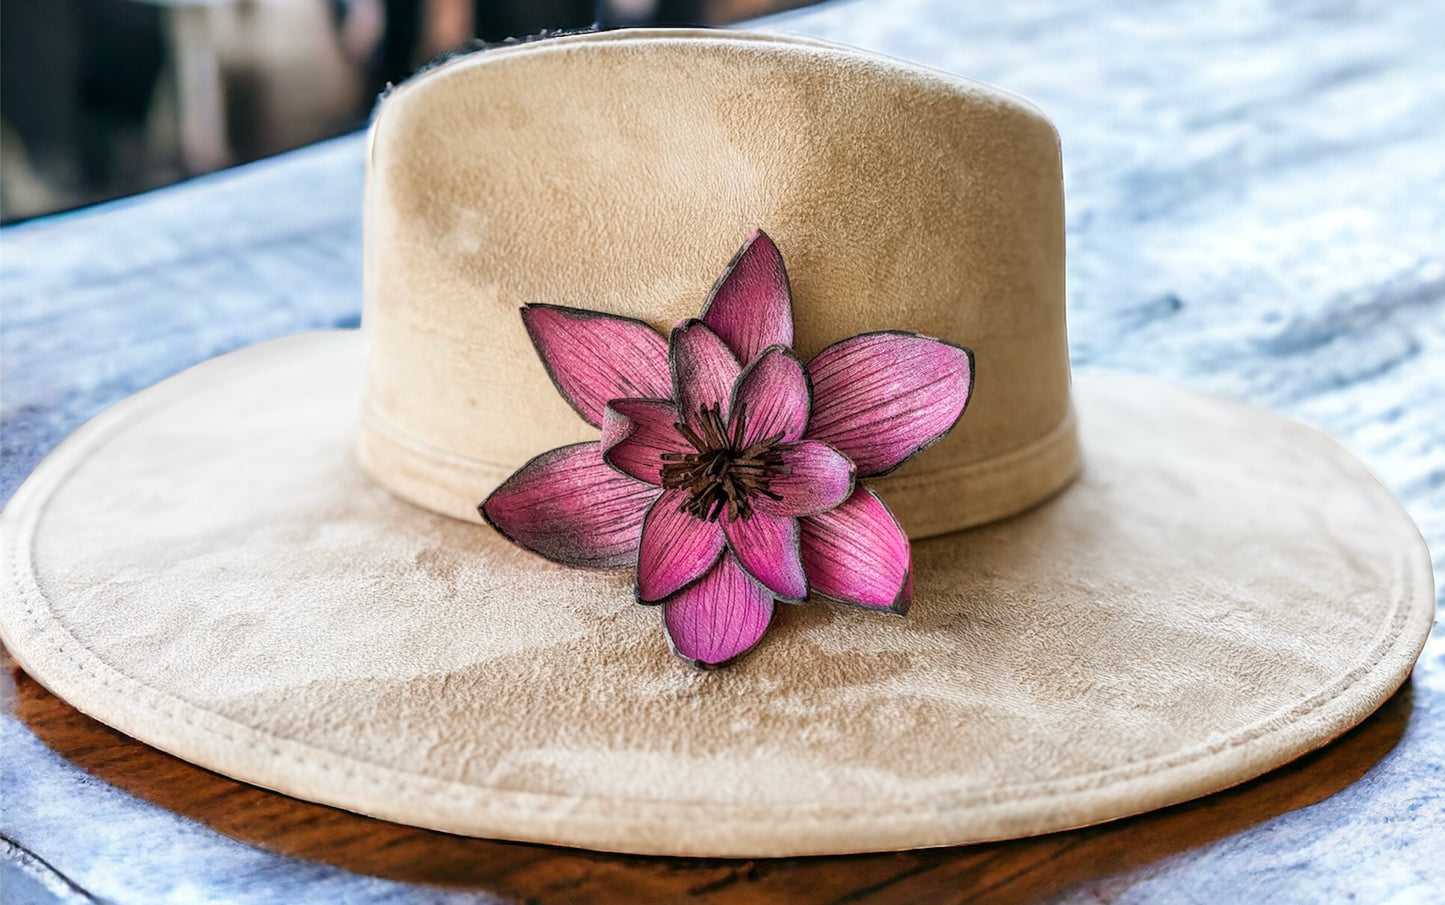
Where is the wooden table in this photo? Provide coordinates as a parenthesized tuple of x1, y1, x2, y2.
(3, 2, 1442, 902)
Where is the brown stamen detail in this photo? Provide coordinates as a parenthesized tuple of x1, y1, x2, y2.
(659, 401, 790, 522)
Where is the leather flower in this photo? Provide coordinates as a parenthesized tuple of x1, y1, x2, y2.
(481, 230, 974, 668)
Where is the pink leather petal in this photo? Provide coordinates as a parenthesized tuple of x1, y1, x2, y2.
(522, 304, 671, 427)
(730, 346, 811, 447)
(601, 399, 689, 485)
(636, 488, 726, 602)
(799, 486, 912, 613)
(699, 229, 794, 365)
(723, 511, 806, 602)
(480, 442, 660, 569)
(670, 320, 742, 431)
(662, 553, 776, 668)
(755, 441, 856, 518)
(806, 332, 975, 476)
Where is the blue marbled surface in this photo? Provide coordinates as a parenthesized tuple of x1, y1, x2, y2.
(2, 0, 1443, 902)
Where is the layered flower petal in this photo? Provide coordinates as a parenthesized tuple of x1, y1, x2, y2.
(663, 553, 775, 668)
(480, 442, 660, 569)
(755, 441, 855, 518)
(799, 486, 912, 613)
(521, 304, 671, 427)
(670, 320, 741, 431)
(601, 399, 689, 485)
(636, 488, 726, 602)
(700, 229, 794, 365)
(723, 510, 806, 602)
(730, 345, 811, 447)
(806, 332, 974, 476)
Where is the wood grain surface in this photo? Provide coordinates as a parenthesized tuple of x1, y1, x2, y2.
(3, 1, 1443, 902)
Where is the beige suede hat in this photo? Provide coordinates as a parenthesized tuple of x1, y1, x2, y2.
(0, 29, 1434, 858)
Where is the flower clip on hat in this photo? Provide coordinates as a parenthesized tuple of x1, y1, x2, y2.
(0, 29, 1432, 857)
(478, 231, 976, 667)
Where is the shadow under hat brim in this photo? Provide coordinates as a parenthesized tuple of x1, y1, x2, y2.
(0, 330, 1432, 857)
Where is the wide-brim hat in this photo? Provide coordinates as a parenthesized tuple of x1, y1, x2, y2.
(0, 29, 1432, 858)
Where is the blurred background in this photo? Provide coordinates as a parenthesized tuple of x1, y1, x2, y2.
(0, 0, 815, 222)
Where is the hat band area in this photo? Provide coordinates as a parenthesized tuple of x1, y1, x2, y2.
(356, 402, 1080, 539)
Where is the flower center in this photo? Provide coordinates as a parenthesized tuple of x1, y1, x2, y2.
(659, 402, 789, 522)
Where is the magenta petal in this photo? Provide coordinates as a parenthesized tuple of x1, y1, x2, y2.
(522, 304, 671, 427)
(699, 229, 794, 365)
(799, 486, 912, 613)
(601, 399, 689, 485)
(480, 442, 660, 569)
(723, 511, 806, 602)
(806, 332, 975, 476)
(636, 488, 726, 602)
(662, 553, 775, 668)
(755, 441, 856, 518)
(730, 345, 811, 447)
(670, 320, 742, 430)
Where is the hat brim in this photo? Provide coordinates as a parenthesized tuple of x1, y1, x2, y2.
(0, 330, 1431, 857)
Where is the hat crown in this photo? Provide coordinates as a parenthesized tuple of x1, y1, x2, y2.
(359, 29, 1076, 536)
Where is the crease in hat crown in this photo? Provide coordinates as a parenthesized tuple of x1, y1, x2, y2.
(357, 27, 1079, 538)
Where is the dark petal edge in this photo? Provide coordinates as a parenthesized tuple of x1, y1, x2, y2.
(521, 303, 670, 428)
(801, 485, 913, 615)
(697, 228, 794, 344)
(599, 396, 681, 482)
(727, 342, 815, 440)
(478, 441, 655, 571)
(632, 490, 726, 606)
(660, 566, 778, 669)
(808, 330, 976, 478)
(667, 318, 741, 418)
(725, 514, 809, 604)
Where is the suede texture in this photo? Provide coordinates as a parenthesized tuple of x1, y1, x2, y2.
(0, 332, 1432, 856)
(358, 29, 1075, 536)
